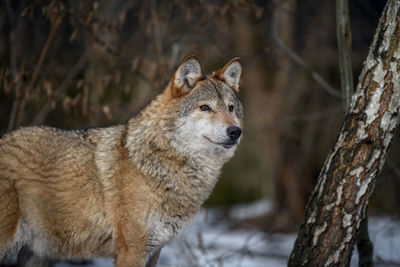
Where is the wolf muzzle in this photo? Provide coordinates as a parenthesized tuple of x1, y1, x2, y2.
(227, 126, 242, 141)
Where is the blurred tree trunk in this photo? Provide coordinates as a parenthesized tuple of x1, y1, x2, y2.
(271, 0, 339, 230)
(289, 0, 400, 266)
(336, 0, 354, 112)
(271, 0, 307, 228)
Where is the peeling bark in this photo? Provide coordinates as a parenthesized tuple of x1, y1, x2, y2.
(288, 1, 400, 266)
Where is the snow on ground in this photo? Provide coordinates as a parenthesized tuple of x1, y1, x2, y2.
(54, 199, 400, 266)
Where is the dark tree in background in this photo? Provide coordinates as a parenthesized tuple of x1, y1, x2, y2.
(289, 0, 400, 265)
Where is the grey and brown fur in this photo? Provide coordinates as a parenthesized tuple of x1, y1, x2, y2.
(0, 56, 243, 267)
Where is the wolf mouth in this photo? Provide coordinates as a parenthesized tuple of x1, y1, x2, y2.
(203, 136, 237, 149)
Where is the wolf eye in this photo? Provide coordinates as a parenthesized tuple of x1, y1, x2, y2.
(200, 105, 211, 112)
(228, 105, 234, 112)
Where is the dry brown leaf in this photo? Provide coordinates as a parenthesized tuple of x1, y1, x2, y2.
(102, 105, 112, 120)
(69, 28, 79, 42)
(43, 80, 53, 98)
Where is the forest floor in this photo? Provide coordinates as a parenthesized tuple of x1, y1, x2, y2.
(52, 199, 400, 267)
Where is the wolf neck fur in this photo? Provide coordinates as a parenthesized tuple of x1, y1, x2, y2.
(125, 94, 223, 206)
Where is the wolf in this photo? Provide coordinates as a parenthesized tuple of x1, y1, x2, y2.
(0, 55, 243, 267)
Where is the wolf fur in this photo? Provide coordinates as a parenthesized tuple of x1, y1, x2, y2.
(0, 56, 243, 267)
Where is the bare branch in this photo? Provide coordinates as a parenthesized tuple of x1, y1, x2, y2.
(271, 2, 342, 99)
(7, 29, 22, 131)
(6, 0, 25, 131)
(179, 239, 200, 267)
(252, 107, 342, 133)
(32, 51, 88, 126)
(387, 159, 400, 181)
(15, 8, 65, 127)
(336, 0, 354, 111)
(150, 0, 163, 56)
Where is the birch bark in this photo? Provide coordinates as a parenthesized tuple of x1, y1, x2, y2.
(288, 1, 400, 266)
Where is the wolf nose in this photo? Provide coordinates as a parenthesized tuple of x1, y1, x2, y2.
(227, 126, 242, 141)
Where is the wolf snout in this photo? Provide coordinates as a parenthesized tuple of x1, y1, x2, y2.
(227, 126, 242, 141)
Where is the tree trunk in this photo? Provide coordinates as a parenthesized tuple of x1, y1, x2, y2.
(336, 1, 374, 265)
(272, 0, 307, 228)
(288, 1, 400, 266)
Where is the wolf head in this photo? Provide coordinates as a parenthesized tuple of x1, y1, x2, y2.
(165, 56, 243, 159)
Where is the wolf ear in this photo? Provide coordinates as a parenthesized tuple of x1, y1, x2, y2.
(216, 58, 241, 93)
(170, 55, 202, 97)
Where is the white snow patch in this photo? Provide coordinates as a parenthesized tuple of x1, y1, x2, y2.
(27, 200, 400, 267)
(229, 199, 273, 219)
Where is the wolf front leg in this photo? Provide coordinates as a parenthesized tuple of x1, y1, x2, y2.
(115, 247, 146, 267)
(17, 245, 53, 267)
(145, 247, 162, 267)
(115, 222, 148, 267)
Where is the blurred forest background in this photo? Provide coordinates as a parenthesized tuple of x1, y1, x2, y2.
(0, 0, 397, 233)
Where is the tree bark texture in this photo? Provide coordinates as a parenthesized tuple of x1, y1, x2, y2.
(288, 1, 400, 266)
(336, 1, 374, 265)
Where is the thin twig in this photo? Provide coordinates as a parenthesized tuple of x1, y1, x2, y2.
(150, 0, 165, 77)
(7, 26, 21, 131)
(179, 239, 200, 267)
(4, 0, 17, 25)
(336, 0, 354, 112)
(117, 0, 139, 16)
(32, 50, 88, 125)
(271, 2, 342, 99)
(6, 0, 24, 131)
(15, 11, 65, 127)
(252, 107, 342, 133)
(387, 159, 400, 181)
(150, 0, 163, 54)
(68, 8, 119, 56)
